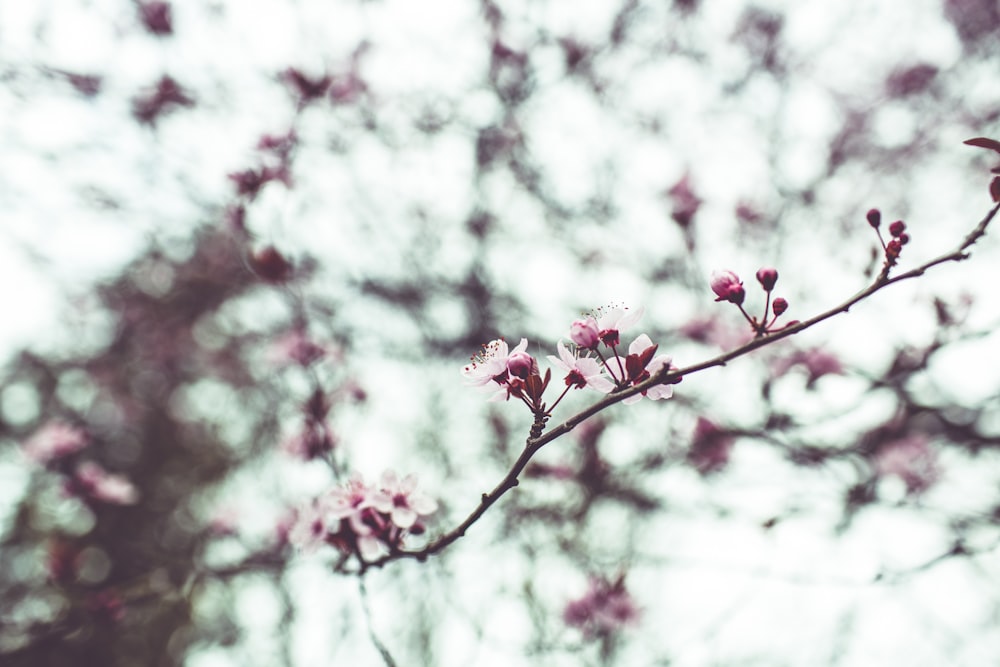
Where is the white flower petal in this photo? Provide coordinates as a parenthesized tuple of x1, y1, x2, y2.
(400, 474, 418, 494)
(392, 506, 417, 529)
(587, 376, 615, 393)
(617, 306, 644, 330)
(628, 334, 654, 355)
(411, 495, 438, 515)
(357, 535, 385, 561)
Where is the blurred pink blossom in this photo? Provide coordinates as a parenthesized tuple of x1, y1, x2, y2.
(70, 462, 139, 505)
(288, 500, 329, 553)
(772, 348, 843, 387)
(325, 476, 384, 560)
(267, 330, 330, 367)
(666, 172, 702, 229)
(138, 2, 172, 35)
(563, 575, 640, 638)
(280, 424, 336, 460)
(22, 422, 89, 465)
(371, 471, 438, 530)
(875, 435, 942, 495)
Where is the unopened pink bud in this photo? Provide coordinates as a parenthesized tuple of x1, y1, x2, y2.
(507, 351, 535, 379)
(710, 270, 745, 305)
(755, 267, 778, 291)
(886, 238, 902, 260)
(570, 318, 600, 348)
(866, 208, 881, 228)
(772, 297, 788, 316)
(888, 220, 906, 237)
(251, 246, 293, 283)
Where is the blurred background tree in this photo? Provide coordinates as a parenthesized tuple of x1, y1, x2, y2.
(1, 0, 999, 665)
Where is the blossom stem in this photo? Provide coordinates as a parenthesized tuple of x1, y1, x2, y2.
(608, 345, 626, 384)
(545, 384, 574, 416)
(595, 348, 621, 384)
(736, 303, 758, 331)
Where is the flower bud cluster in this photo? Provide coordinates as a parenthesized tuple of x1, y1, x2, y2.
(290, 471, 438, 562)
(711, 268, 791, 336)
(867, 207, 910, 272)
(462, 306, 677, 417)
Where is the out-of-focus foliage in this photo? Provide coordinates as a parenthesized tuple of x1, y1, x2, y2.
(1, 0, 999, 665)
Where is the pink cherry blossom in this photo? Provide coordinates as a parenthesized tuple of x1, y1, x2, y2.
(288, 500, 329, 553)
(593, 305, 644, 348)
(280, 422, 336, 460)
(324, 476, 386, 560)
(462, 337, 529, 401)
(547, 341, 614, 392)
(325, 476, 373, 529)
(710, 270, 745, 305)
(371, 470, 438, 529)
(22, 422, 89, 465)
(615, 334, 673, 404)
(70, 462, 139, 505)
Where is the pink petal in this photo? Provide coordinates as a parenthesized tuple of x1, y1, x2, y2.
(380, 470, 399, 490)
(410, 495, 438, 515)
(357, 535, 385, 561)
(399, 474, 418, 495)
(628, 334, 654, 355)
(617, 306, 644, 330)
(586, 376, 615, 393)
(392, 506, 418, 529)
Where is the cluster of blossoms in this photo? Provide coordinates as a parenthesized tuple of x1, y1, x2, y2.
(462, 306, 677, 416)
(290, 471, 438, 562)
(21, 421, 139, 506)
(563, 574, 640, 638)
(711, 267, 793, 336)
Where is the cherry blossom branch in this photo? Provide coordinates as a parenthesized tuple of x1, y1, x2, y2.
(365, 201, 999, 570)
